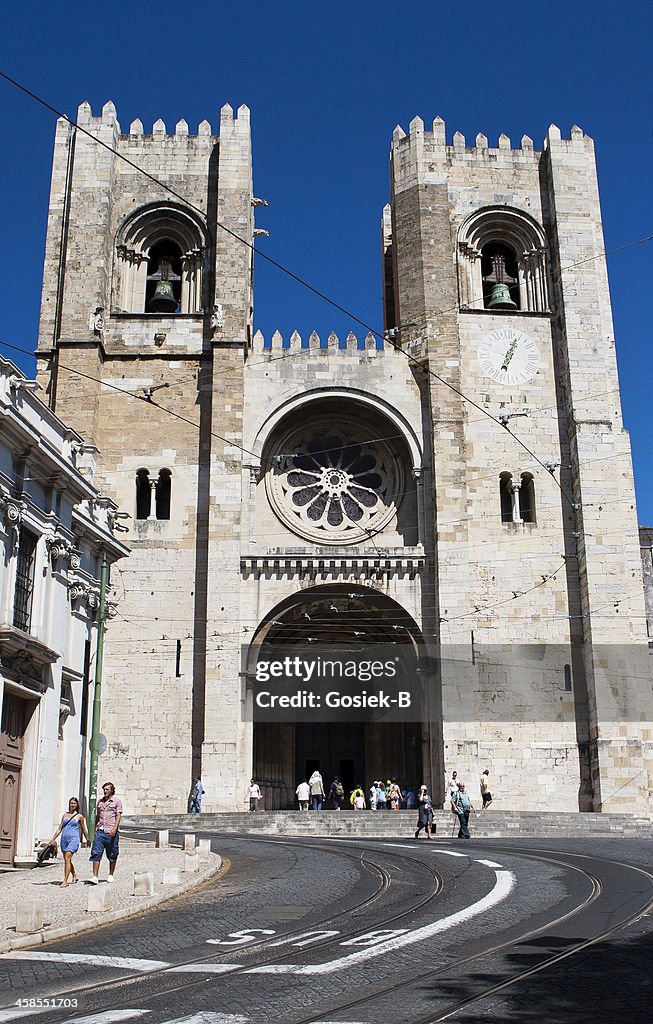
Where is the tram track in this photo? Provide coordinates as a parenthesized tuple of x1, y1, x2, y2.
(0, 830, 443, 1021)
(283, 844, 653, 1024)
(3, 835, 651, 1024)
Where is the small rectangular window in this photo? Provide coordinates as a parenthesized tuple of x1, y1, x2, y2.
(13, 528, 38, 632)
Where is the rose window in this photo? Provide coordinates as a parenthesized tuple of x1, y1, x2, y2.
(266, 421, 403, 544)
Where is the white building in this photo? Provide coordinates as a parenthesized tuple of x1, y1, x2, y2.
(0, 357, 128, 865)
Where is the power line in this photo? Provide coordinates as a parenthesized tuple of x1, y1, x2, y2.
(2, 67, 648, 517)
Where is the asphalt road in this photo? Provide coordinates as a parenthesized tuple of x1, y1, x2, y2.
(0, 828, 651, 1023)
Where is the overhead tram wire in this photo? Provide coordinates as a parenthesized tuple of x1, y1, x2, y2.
(4, 69, 652, 519)
(0, 338, 263, 464)
(0, 68, 381, 343)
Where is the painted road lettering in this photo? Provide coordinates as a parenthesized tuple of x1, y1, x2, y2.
(270, 929, 340, 948)
(207, 928, 275, 946)
(340, 929, 408, 947)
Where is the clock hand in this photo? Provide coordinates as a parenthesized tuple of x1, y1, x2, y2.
(501, 338, 518, 371)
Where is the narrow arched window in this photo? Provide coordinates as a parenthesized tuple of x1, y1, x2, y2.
(499, 472, 513, 523)
(136, 469, 151, 520)
(520, 473, 536, 524)
(155, 469, 171, 521)
(146, 241, 182, 313)
(481, 242, 520, 310)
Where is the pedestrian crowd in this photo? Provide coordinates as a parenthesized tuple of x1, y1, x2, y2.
(294, 773, 419, 812)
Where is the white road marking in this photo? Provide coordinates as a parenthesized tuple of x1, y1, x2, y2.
(0, 866, 513, 988)
(162, 1015, 250, 1023)
(248, 869, 515, 974)
(168, 964, 240, 974)
(429, 848, 468, 857)
(56, 1013, 150, 1024)
(3, 952, 169, 971)
(0, 1009, 247, 1024)
(476, 858, 503, 868)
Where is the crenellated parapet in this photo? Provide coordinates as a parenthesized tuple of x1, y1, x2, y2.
(70, 99, 250, 139)
(252, 329, 387, 354)
(391, 114, 592, 161)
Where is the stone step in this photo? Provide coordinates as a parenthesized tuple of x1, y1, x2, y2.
(124, 810, 651, 839)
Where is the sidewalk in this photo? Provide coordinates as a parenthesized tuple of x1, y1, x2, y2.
(0, 838, 222, 953)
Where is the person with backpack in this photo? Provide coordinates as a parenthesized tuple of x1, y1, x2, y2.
(329, 777, 345, 810)
(350, 785, 366, 810)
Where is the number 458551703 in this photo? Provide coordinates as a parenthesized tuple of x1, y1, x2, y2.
(16, 998, 78, 1008)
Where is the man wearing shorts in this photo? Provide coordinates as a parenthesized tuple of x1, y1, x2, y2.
(89, 782, 122, 883)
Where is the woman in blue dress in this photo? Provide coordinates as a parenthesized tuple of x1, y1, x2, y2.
(50, 797, 90, 886)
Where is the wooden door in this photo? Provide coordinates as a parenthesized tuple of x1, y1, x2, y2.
(0, 694, 28, 865)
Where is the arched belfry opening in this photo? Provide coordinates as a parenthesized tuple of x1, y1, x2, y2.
(246, 585, 431, 810)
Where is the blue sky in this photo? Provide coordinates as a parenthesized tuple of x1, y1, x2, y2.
(1, 1, 651, 518)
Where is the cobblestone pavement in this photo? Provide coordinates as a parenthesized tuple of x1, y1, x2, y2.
(0, 833, 650, 1023)
(0, 837, 219, 952)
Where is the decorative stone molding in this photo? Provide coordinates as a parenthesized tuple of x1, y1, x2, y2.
(0, 625, 57, 687)
(68, 581, 87, 604)
(46, 534, 75, 567)
(0, 493, 23, 529)
(241, 553, 424, 580)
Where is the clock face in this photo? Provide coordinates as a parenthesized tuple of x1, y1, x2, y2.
(477, 328, 540, 386)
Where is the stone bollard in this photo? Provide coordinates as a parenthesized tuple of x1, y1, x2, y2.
(155, 829, 169, 849)
(183, 833, 196, 853)
(133, 871, 154, 897)
(16, 900, 44, 934)
(198, 838, 211, 862)
(87, 884, 111, 913)
(184, 852, 200, 873)
(162, 867, 181, 885)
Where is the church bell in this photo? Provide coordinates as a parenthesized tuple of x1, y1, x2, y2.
(487, 283, 517, 310)
(148, 279, 178, 313)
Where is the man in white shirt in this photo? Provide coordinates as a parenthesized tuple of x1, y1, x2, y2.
(246, 779, 262, 812)
(295, 779, 310, 811)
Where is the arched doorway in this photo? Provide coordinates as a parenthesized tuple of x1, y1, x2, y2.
(247, 585, 434, 809)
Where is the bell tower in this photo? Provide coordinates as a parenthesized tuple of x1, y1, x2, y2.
(383, 117, 653, 813)
(36, 100, 256, 811)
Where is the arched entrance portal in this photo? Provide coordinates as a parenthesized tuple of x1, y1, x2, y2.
(248, 585, 433, 809)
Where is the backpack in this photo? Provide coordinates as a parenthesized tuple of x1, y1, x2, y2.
(334, 782, 344, 799)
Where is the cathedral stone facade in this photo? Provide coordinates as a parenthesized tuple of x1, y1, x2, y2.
(35, 101, 653, 815)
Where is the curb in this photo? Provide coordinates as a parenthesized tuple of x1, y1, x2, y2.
(0, 853, 223, 954)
